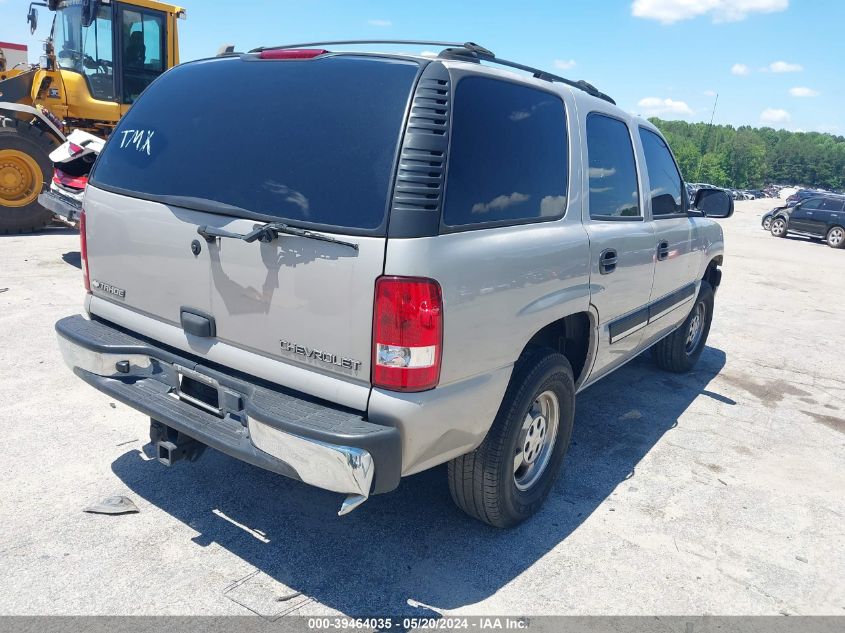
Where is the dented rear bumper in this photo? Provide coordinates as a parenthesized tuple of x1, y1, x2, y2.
(55, 315, 402, 512)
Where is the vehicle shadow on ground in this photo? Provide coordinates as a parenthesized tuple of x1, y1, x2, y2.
(62, 251, 81, 269)
(0, 225, 78, 238)
(111, 346, 727, 617)
(781, 235, 827, 247)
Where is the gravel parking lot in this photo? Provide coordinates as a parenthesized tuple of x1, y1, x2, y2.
(0, 198, 842, 617)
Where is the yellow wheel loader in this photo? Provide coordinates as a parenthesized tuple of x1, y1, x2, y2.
(0, 0, 185, 233)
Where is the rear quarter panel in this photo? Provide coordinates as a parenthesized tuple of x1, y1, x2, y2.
(372, 79, 592, 474)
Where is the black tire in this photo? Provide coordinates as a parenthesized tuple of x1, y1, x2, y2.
(770, 216, 788, 238)
(652, 280, 714, 373)
(448, 349, 575, 528)
(761, 215, 773, 231)
(826, 225, 845, 249)
(0, 118, 56, 234)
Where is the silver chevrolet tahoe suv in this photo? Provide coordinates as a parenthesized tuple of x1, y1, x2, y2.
(56, 41, 733, 527)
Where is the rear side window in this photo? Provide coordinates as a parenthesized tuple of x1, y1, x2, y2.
(91, 56, 420, 232)
(639, 127, 684, 217)
(820, 198, 845, 211)
(586, 114, 640, 219)
(443, 77, 568, 227)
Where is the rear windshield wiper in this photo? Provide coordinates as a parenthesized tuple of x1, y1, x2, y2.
(197, 221, 359, 251)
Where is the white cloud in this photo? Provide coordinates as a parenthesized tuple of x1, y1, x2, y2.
(637, 97, 694, 117)
(731, 63, 750, 76)
(769, 60, 803, 73)
(553, 59, 577, 70)
(632, 0, 788, 24)
(703, 89, 717, 97)
(367, 19, 392, 27)
(789, 86, 819, 97)
(540, 195, 567, 217)
(472, 192, 530, 215)
(420, 51, 438, 58)
(760, 108, 791, 125)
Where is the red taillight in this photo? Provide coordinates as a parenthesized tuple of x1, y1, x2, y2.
(373, 276, 443, 392)
(53, 168, 88, 190)
(79, 210, 90, 293)
(258, 48, 328, 60)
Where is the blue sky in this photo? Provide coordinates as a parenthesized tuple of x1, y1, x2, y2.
(2, 0, 842, 134)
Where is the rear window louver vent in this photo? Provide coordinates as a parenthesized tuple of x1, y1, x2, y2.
(389, 62, 452, 237)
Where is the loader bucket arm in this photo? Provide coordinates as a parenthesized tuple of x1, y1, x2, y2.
(0, 70, 37, 105)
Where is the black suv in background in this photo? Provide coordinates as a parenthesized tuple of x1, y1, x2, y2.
(785, 189, 827, 206)
(770, 194, 845, 248)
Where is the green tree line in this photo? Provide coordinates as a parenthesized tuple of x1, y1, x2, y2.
(650, 118, 845, 191)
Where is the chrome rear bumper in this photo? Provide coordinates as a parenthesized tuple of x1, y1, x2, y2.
(55, 315, 401, 514)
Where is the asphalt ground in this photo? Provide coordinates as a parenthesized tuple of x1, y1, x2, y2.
(0, 198, 842, 617)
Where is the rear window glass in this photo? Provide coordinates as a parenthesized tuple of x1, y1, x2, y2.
(443, 77, 568, 227)
(90, 55, 419, 232)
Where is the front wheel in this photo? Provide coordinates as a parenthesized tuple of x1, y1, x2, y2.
(0, 119, 56, 234)
(652, 280, 714, 373)
(448, 350, 575, 528)
(770, 216, 788, 238)
(826, 226, 845, 249)
(762, 215, 773, 231)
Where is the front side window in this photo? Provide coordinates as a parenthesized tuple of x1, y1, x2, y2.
(443, 77, 568, 227)
(639, 127, 684, 217)
(120, 8, 165, 104)
(586, 114, 640, 219)
(800, 198, 823, 211)
(53, 5, 115, 101)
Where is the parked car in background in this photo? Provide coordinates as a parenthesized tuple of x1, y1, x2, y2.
(770, 194, 845, 248)
(786, 188, 827, 206)
(36, 130, 104, 227)
(761, 205, 788, 231)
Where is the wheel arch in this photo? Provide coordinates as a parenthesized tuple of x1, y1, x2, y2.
(0, 102, 66, 147)
(704, 256, 723, 289)
(519, 310, 595, 389)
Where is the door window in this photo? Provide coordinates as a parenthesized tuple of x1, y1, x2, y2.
(586, 114, 640, 219)
(80, 6, 115, 101)
(820, 198, 845, 212)
(799, 198, 823, 211)
(53, 4, 115, 101)
(639, 127, 684, 217)
(120, 8, 166, 104)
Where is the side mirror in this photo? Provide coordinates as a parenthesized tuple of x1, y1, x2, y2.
(693, 187, 734, 218)
(81, 0, 96, 28)
(27, 7, 38, 34)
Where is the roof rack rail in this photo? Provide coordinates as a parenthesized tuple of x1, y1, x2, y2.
(248, 40, 615, 105)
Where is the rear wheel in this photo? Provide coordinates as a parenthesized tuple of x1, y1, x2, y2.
(652, 280, 714, 373)
(0, 119, 56, 234)
(826, 226, 845, 249)
(770, 216, 788, 238)
(448, 349, 575, 528)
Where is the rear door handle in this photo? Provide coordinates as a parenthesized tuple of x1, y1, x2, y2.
(599, 249, 618, 275)
(657, 240, 670, 261)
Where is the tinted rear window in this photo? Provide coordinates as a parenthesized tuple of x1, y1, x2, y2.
(443, 77, 568, 227)
(90, 55, 419, 232)
(586, 114, 640, 219)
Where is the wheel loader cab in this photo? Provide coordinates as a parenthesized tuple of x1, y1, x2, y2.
(0, 0, 184, 234)
(49, 0, 182, 118)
